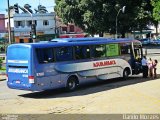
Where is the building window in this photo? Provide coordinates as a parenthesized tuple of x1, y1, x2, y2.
(62, 27, 67, 33)
(43, 20, 49, 26)
(69, 25, 74, 32)
(15, 21, 22, 28)
(14, 21, 25, 28)
(27, 20, 32, 27)
(17, 21, 22, 26)
(27, 20, 37, 27)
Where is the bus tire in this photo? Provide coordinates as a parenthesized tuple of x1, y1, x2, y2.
(123, 68, 129, 80)
(66, 76, 78, 91)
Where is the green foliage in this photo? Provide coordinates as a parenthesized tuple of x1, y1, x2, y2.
(151, 0, 160, 21)
(55, 0, 157, 37)
(0, 58, 2, 69)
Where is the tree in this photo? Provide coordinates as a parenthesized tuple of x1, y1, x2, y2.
(34, 5, 48, 13)
(55, 0, 155, 37)
(151, 0, 160, 35)
(151, 0, 160, 21)
(19, 4, 33, 13)
(55, 0, 113, 36)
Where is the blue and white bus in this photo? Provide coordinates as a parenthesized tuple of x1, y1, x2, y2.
(6, 38, 144, 91)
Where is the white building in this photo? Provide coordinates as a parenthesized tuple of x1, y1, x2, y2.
(13, 12, 56, 43)
(149, 23, 160, 38)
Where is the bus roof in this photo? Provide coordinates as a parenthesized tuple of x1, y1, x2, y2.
(9, 38, 141, 48)
(50, 37, 114, 42)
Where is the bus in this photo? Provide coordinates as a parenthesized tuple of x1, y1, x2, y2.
(6, 37, 144, 91)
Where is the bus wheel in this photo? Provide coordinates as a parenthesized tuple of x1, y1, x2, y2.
(123, 69, 129, 80)
(66, 77, 77, 91)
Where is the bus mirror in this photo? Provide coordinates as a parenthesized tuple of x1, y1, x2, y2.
(144, 48, 147, 56)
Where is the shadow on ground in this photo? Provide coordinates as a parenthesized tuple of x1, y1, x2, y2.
(19, 74, 160, 99)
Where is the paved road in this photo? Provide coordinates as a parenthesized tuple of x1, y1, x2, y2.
(0, 74, 160, 115)
(0, 47, 160, 117)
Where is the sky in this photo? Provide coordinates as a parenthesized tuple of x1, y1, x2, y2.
(0, 0, 55, 14)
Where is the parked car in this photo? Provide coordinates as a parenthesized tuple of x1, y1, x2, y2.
(139, 38, 150, 45)
(150, 39, 160, 45)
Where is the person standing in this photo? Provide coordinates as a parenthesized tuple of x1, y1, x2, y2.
(152, 59, 158, 78)
(148, 58, 153, 77)
(141, 56, 148, 78)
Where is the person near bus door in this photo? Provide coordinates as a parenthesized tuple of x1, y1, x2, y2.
(152, 59, 158, 79)
(148, 58, 153, 77)
(141, 56, 148, 78)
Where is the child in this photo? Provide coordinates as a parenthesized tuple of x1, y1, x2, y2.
(152, 59, 158, 78)
(148, 58, 153, 77)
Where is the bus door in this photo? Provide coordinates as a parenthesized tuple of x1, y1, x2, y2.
(132, 43, 143, 74)
(133, 44, 143, 62)
(7, 45, 32, 90)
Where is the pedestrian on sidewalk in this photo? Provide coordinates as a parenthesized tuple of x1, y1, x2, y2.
(148, 58, 153, 77)
(152, 59, 158, 79)
(141, 56, 148, 78)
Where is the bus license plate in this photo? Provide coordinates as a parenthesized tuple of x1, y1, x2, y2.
(16, 80, 20, 84)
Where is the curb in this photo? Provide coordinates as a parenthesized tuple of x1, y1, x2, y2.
(0, 79, 6, 81)
(0, 73, 6, 81)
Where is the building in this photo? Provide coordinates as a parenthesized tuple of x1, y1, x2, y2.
(13, 12, 56, 43)
(56, 17, 85, 38)
(148, 23, 160, 39)
(0, 14, 7, 43)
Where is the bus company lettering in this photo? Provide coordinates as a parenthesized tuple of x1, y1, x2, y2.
(8, 68, 28, 74)
(93, 60, 116, 67)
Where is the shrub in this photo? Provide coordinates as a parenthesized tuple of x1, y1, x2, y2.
(0, 58, 2, 69)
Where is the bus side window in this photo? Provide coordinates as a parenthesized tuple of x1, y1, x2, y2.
(92, 44, 106, 58)
(36, 48, 54, 64)
(56, 47, 73, 61)
(85, 46, 90, 58)
(120, 45, 130, 54)
(75, 46, 83, 59)
(75, 46, 90, 59)
(106, 44, 119, 57)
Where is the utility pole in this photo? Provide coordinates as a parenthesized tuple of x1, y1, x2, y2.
(115, 6, 126, 39)
(7, 0, 11, 44)
(23, 7, 36, 42)
(54, 12, 57, 38)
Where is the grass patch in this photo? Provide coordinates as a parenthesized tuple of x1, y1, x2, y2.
(0, 66, 6, 72)
(0, 67, 6, 71)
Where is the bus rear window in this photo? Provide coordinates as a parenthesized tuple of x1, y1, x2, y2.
(7, 47, 29, 60)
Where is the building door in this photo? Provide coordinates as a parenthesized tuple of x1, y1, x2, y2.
(19, 39, 24, 43)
